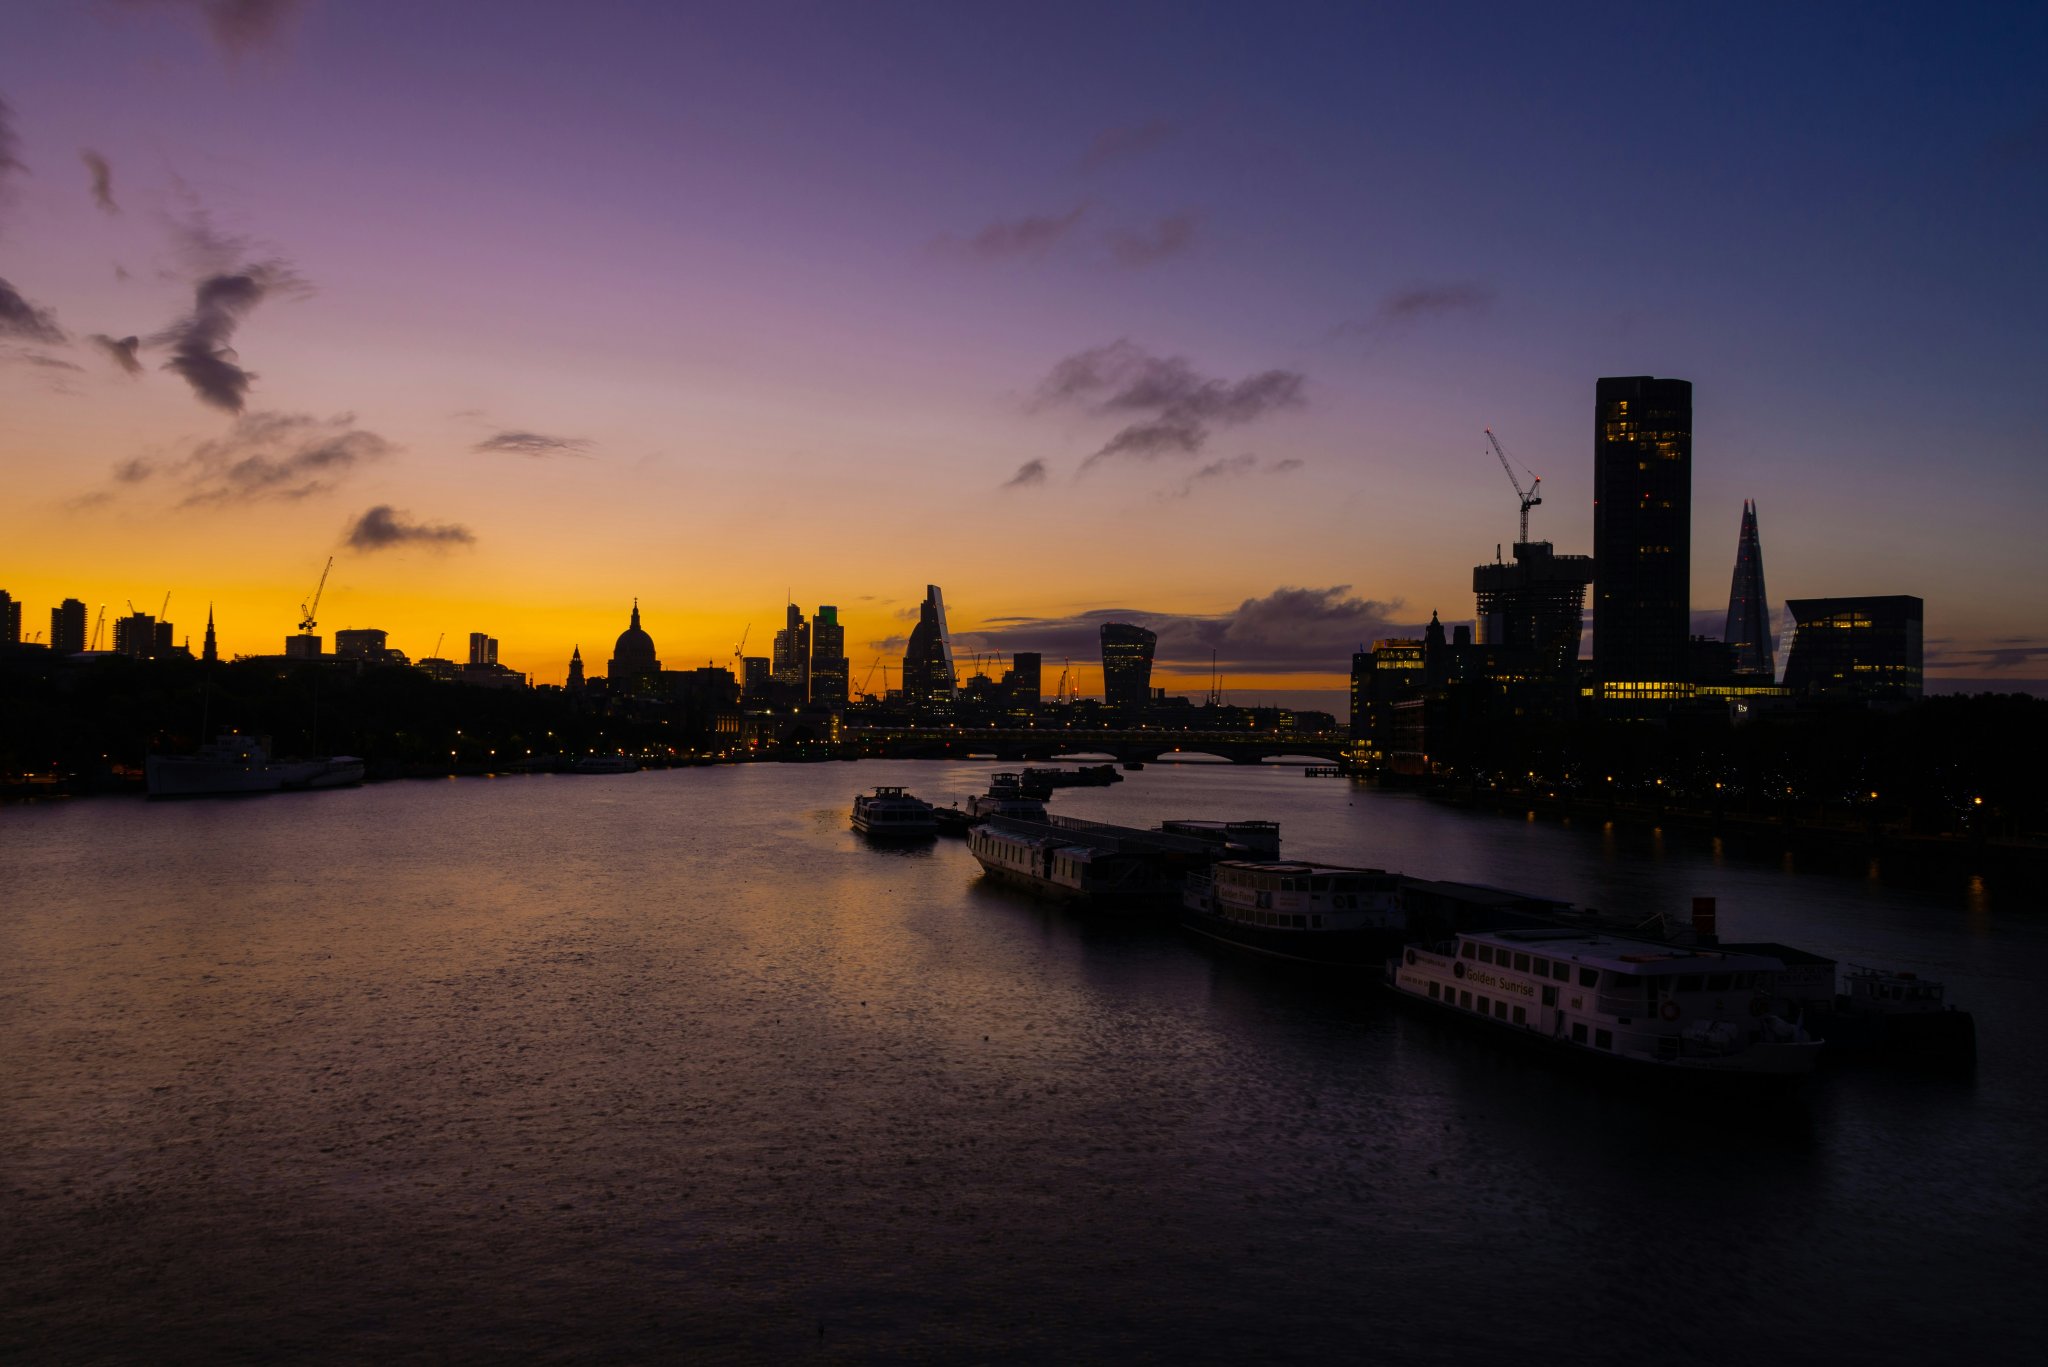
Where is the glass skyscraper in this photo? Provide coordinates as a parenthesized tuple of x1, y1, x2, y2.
(1100, 622, 1157, 710)
(1593, 375, 1692, 699)
(1723, 499, 1774, 677)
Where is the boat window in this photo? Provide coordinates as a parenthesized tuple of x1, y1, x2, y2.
(1476, 995, 1490, 1015)
(1551, 961, 1571, 981)
(1458, 990, 1472, 1009)
(1292, 915, 1306, 928)
(1461, 943, 1479, 960)
(1477, 944, 1495, 964)
(1513, 953, 1531, 973)
(1578, 967, 1599, 988)
(1571, 1023, 1588, 1044)
(1677, 975, 1703, 993)
(1513, 1006, 1526, 1026)
(1428, 982, 1440, 1000)
(1594, 1029, 1613, 1050)
(1493, 1001, 1508, 1021)
(1312, 916, 1322, 929)
(1706, 974, 1732, 992)
(1542, 986, 1557, 1008)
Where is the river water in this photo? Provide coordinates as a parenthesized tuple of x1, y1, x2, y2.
(2, 763, 2042, 1364)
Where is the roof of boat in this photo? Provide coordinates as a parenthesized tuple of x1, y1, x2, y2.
(1458, 926, 1790, 974)
(1214, 860, 1391, 876)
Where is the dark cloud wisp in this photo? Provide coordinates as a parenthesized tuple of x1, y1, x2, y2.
(345, 504, 476, 553)
(130, 410, 394, 506)
(90, 334, 144, 375)
(1108, 211, 1199, 268)
(1080, 119, 1176, 172)
(82, 150, 117, 213)
(122, 1, 308, 59)
(1003, 458, 1049, 489)
(0, 278, 67, 344)
(474, 430, 593, 458)
(151, 263, 301, 412)
(1034, 340, 1307, 470)
(935, 206, 1086, 262)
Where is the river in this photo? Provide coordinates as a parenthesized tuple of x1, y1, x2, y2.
(2, 762, 2041, 1363)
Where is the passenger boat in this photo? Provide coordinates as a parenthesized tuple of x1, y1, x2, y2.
(968, 814, 1248, 911)
(146, 732, 363, 798)
(851, 786, 938, 839)
(1386, 927, 1823, 1080)
(567, 754, 639, 774)
(968, 774, 1049, 823)
(1182, 861, 1407, 967)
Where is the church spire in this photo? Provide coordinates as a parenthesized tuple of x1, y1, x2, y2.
(201, 603, 218, 664)
(631, 598, 640, 630)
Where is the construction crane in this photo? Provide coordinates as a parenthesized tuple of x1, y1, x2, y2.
(89, 604, 106, 651)
(1054, 659, 1071, 703)
(1484, 427, 1542, 545)
(733, 623, 750, 660)
(432, 632, 445, 661)
(159, 591, 171, 622)
(298, 556, 333, 634)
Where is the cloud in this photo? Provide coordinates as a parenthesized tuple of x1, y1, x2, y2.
(958, 586, 1416, 674)
(344, 504, 476, 552)
(1108, 211, 1199, 268)
(151, 262, 304, 412)
(113, 457, 156, 483)
(0, 96, 24, 218)
(1927, 639, 2048, 672)
(933, 206, 1086, 262)
(2, 348, 83, 372)
(120, 1, 307, 58)
(1003, 458, 1049, 489)
(81, 150, 117, 213)
(0, 278, 67, 344)
(1033, 340, 1307, 470)
(1164, 453, 1303, 499)
(474, 430, 592, 458)
(156, 410, 392, 505)
(89, 333, 144, 375)
(1333, 283, 1495, 340)
(1080, 119, 1176, 173)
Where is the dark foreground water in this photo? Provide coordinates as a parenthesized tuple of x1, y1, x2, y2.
(3, 763, 2044, 1364)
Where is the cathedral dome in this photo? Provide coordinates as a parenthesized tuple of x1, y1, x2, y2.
(609, 600, 661, 677)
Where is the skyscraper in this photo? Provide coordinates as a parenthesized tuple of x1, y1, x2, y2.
(809, 605, 848, 709)
(1100, 622, 1157, 710)
(1723, 500, 1774, 678)
(468, 632, 498, 666)
(1784, 596, 1923, 699)
(900, 585, 957, 707)
(50, 599, 86, 654)
(0, 590, 20, 647)
(772, 602, 810, 701)
(1593, 375, 1693, 699)
(1004, 652, 1042, 711)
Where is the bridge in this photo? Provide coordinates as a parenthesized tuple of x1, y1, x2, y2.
(842, 726, 1352, 765)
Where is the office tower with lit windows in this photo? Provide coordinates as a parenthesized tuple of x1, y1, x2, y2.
(772, 602, 811, 701)
(1593, 375, 1693, 700)
(1784, 596, 1923, 699)
(50, 598, 87, 654)
(810, 605, 848, 709)
(1100, 622, 1157, 710)
(1723, 499, 1774, 677)
(900, 585, 957, 707)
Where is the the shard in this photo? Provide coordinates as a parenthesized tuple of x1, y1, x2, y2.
(1723, 499, 1774, 677)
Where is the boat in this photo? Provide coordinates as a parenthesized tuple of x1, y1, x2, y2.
(1020, 764, 1122, 791)
(967, 773, 1049, 823)
(1122, 760, 1145, 771)
(851, 786, 938, 839)
(1386, 927, 1823, 1080)
(968, 813, 1276, 912)
(932, 804, 976, 837)
(1724, 947, 1977, 1067)
(145, 732, 363, 798)
(567, 754, 639, 774)
(1182, 861, 1407, 967)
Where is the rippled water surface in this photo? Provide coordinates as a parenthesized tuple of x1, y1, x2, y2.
(3, 763, 2043, 1364)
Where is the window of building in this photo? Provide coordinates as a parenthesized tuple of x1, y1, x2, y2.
(1677, 975, 1703, 993)
(1706, 974, 1732, 993)
(1578, 967, 1599, 988)
(1541, 986, 1558, 1008)
(1594, 1029, 1613, 1050)
(1461, 942, 1478, 959)
(1513, 953, 1531, 973)
(1428, 982, 1440, 1000)
(1552, 961, 1571, 981)
(1494, 1001, 1508, 1020)
(1476, 995, 1491, 1015)
(1459, 991, 1471, 1009)
(1477, 944, 1495, 964)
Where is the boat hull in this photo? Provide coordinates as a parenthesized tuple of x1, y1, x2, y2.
(1181, 910, 1404, 968)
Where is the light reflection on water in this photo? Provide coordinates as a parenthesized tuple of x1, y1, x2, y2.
(1, 762, 2042, 1364)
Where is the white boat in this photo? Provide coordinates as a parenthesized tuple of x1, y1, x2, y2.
(851, 786, 937, 838)
(1182, 861, 1407, 967)
(1386, 927, 1823, 1080)
(145, 733, 362, 798)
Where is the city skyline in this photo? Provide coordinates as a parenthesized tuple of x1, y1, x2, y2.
(3, 4, 2044, 695)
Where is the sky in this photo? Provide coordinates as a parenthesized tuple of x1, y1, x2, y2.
(3, 0, 2045, 699)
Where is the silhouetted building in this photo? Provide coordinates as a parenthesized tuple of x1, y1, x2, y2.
(285, 632, 321, 659)
(1100, 622, 1157, 710)
(773, 603, 811, 701)
(608, 599, 662, 693)
(1593, 375, 1693, 701)
(1352, 637, 1428, 747)
(1004, 652, 1042, 711)
(810, 605, 848, 709)
(50, 599, 86, 655)
(567, 646, 585, 692)
(901, 585, 957, 708)
(335, 628, 401, 664)
(1473, 540, 1595, 682)
(113, 612, 158, 659)
(1784, 596, 1923, 700)
(201, 605, 218, 663)
(468, 632, 498, 666)
(1723, 499, 1774, 677)
(741, 656, 771, 701)
(0, 590, 19, 646)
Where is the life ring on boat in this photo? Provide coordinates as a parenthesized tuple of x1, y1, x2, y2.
(1405, 950, 1416, 966)
(1452, 961, 1466, 980)
(1659, 1000, 1681, 1022)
